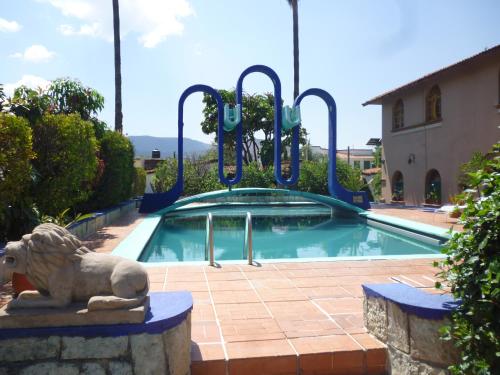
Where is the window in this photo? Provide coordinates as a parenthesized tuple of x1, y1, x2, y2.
(425, 85, 442, 122)
(392, 171, 404, 201)
(353, 160, 361, 169)
(363, 160, 371, 170)
(425, 169, 442, 205)
(392, 99, 404, 129)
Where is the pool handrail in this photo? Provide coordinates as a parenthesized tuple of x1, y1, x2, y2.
(244, 211, 253, 265)
(205, 212, 214, 266)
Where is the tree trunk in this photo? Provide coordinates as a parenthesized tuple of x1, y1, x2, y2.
(292, 0, 299, 100)
(113, 0, 123, 133)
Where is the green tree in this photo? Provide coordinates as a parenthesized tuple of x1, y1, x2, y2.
(0, 115, 36, 241)
(437, 142, 500, 374)
(112, 0, 123, 134)
(9, 78, 107, 138)
(90, 130, 135, 208)
(202, 89, 307, 167)
(32, 114, 98, 216)
(286, 0, 300, 99)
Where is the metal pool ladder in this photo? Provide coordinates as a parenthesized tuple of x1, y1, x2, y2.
(205, 212, 215, 266)
(244, 211, 253, 265)
(205, 212, 253, 266)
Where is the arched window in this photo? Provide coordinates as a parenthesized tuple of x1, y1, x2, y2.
(425, 85, 441, 122)
(392, 99, 404, 129)
(392, 171, 404, 202)
(425, 169, 442, 205)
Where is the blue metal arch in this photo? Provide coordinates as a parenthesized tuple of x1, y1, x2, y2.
(294, 88, 370, 209)
(235, 65, 300, 186)
(140, 84, 224, 213)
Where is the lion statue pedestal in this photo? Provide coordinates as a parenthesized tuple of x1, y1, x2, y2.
(0, 223, 150, 329)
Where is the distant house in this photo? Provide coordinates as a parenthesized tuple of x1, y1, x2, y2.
(336, 149, 375, 171)
(363, 45, 500, 205)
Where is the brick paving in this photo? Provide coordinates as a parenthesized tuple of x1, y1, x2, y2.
(0, 207, 453, 374)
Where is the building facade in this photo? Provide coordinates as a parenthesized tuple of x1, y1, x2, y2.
(364, 45, 500, 205)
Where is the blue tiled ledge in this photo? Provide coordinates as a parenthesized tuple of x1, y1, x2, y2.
(0, 292, 192, 340)
(362, 283, 460, 320)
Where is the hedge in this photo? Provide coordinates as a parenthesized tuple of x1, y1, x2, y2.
(32, 114, 98, 216)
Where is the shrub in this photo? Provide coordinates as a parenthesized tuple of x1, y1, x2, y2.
(297, 158, 364, 195)
(32, 114, 98, 216)
(0, 115, 36, 241)
(0, 115, 34, 207)
(458, 151, 488, 191)
(298, 160, 328, 194)
(437, 142, 500, 374)
(132, 167, 147, 197)
(91, 130, 135, 208)
(237, 162, 275, 188)
(152, 157, 224, 196)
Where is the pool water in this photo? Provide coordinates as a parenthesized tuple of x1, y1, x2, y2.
(139, 205, 442, 262)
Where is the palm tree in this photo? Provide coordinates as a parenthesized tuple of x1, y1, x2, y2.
(112, 0, 123, 133)
(286, 0, 299, 100)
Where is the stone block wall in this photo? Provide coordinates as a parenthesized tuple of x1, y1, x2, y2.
(0, 313, 191, 375)
(68, 200, 137, 240)
(364, 295, 458, 374)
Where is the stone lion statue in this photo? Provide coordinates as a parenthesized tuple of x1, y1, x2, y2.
(2, 223, 149, 311)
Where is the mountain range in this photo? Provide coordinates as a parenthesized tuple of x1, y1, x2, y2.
(129, 136, 212, 158)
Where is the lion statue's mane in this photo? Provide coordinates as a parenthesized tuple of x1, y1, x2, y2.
(25, 223, 92, 293)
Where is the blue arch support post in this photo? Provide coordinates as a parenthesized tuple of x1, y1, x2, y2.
(295, 88, 370, 209)
(235, 65, 300, 186)
(139, 84, 225, 213)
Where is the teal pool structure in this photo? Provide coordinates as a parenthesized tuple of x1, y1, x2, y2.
(113, 189, 451, 266)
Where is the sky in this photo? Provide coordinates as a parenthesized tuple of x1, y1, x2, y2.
(1, 0, 499, 149)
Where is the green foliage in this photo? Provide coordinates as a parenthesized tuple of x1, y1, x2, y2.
(32, 114, 98, 216)
(152, 156, 224, 196)
(336, 158, 364, 192)
(371, 171, 382, 200)
(0, 84, 6, 110)
(0, 115, 34, 207)
(236, 162, 275, 188)
(298, 160, 328, 194)
(8, 78, 107, 139)
(0, 115, 36, 241)
(90, 131, 135, 208)
(458, 151, 489, 191)
(133, 167, 147, 197)
(202, 89, 307, 167)
(297, 158, 364, 195)
(10, 86, 50, 124)
(437, 142, 500, 374)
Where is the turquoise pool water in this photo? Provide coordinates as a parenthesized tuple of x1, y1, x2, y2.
(138, 205, 442, 262)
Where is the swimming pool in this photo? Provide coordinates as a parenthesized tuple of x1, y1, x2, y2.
(113, 188, 450, 265)
(138, 204, 442, 263)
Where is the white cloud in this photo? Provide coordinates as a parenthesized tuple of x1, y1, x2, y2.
(4, 75, 51, 98)
(0, 17, 22, 32)
(58, 23, 103, 38)
(9, 45, 56, 63)
(40, 0, 194, 48)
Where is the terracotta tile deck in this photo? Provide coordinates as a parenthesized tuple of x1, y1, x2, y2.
(0, 207, 453, 375)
